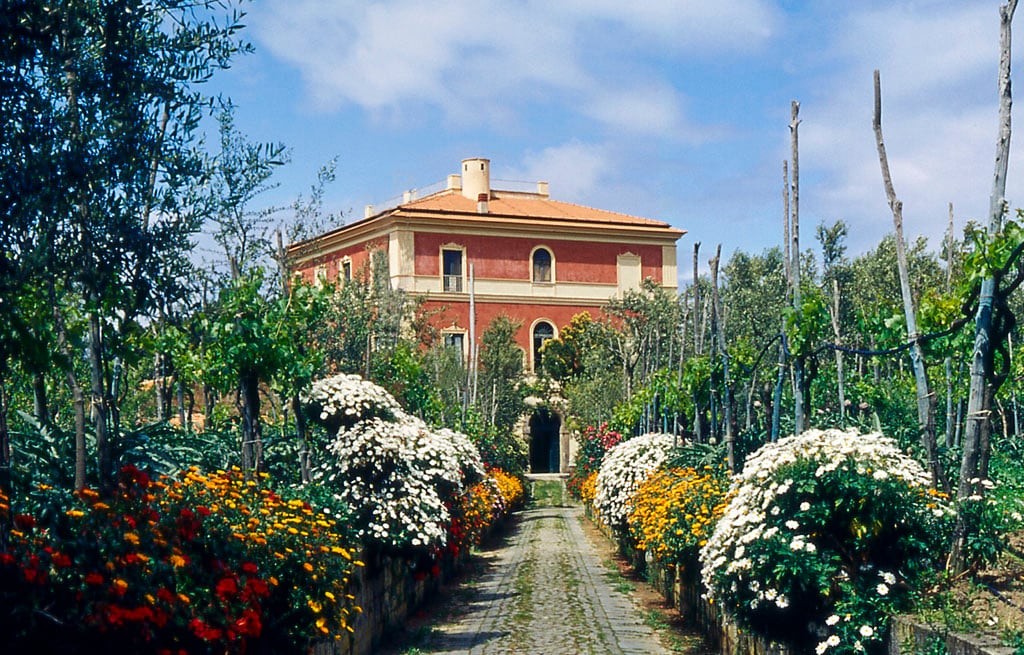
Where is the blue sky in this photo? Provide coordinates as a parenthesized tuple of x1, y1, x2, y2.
(208, 0, 1023, 282)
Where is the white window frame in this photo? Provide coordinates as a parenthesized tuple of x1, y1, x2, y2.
(440, 244, 466, 293)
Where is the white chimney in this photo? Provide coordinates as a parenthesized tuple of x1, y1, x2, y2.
(461, 158, 490, 201)
(477, 193, 489, 214)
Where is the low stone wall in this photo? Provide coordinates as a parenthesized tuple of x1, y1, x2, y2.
(312, 549, 458, 655)
(590, 514, 1014, 655)
(888, 619, 1017, 655)
(314, 513, 513, 655)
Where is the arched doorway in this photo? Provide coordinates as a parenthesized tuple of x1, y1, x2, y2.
(529, 409, 561, 473)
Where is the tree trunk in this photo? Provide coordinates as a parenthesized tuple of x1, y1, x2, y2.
(951, 0, 1017, 574)
(88, 308, 113, 493)
(873, 70, 945, 490)
(0, 368, 10, 496)
(177, 378, 187, 430)
(240, 373, 262, 475)
(32, 372, 50, 426)
(292, 395, 312, 484)
(53, 298, 87, 490)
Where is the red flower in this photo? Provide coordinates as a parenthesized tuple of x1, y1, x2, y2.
(243, 577, 269, 599)
(176, 508, 201, 541)
(241, 562, 258, 575)
(52, 552, 72, 568)
(234, 609, 262, 637)
(85, 572, 105, 586)
(0, 553, 15, 567)
(189, 618, 223, 642)
(119, 464, 151, 489)
(195, 506, 211, 517)
(215, 576, 238, 600)
(13, 514, 36, 530)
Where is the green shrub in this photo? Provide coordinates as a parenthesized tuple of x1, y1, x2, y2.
(700, 428, 951, 654)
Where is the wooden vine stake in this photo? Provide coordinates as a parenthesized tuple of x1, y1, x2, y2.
(951, 0, 1018, 574)
(872, 70, 945, 491)
(789, 101, 807, 435)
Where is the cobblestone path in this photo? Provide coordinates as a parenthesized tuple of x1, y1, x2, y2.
(401, 479, 671, 655)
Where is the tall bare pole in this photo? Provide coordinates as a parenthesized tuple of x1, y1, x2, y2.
(692, 242, 704, 441)
(789, 101, 806, 434)
(771, 161, 790, 442)
(830, 277, 846, 427)
(783, 161, 791, 288)
(945, 203, 957, 449)
(710, 245, 734, 469)
(872, 69, 945, 490)
(952, 0, 1018, 572)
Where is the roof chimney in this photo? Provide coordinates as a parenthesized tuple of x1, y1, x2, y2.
(477, 193, 489, 214)
(461, 158, 490, 202)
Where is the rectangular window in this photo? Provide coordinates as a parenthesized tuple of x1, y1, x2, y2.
(341, 260, 352, 282)
(442, 249, 463, 292)
(443, 332, 465, 359)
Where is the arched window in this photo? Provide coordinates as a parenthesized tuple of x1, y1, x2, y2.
(532, 321, 555, 371)
(532, 247, 552, 283)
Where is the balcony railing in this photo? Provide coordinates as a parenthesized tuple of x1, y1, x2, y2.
(443, 275, 463, 293)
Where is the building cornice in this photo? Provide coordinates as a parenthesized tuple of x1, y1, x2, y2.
(288, 208, 684, 267)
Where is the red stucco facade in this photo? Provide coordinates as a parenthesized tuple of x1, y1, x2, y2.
(287, 166, 684, 371)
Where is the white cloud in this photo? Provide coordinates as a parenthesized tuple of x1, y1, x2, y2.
(583, 84, 691, 138)
(505, 143, 614, 201)
(793, 1, 1021, 255)
(249, 0, 773, 138)
(553, 0, 780, 51)
(835, 3, 997, 102)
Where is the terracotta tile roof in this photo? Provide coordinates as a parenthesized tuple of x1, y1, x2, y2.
(399, 190, 673, 228)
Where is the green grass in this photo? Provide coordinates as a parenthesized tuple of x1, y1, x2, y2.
(530, 479, 565, 507)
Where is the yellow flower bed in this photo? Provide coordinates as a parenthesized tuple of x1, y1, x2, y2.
(489, 468, 525, 510)
(628, 465, 732, 566)
(579, 470, 598, 506)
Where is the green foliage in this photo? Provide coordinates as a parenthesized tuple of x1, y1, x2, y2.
(472, 423, 529, 476)
(539, 312, 603, 381)
(566, 423, 623, 499)
(962, 212, 1024, 286)
(784, 286, 831, 357)
(722, 247, 788, 347)
(372, 342, 438, 420)
(610, 367, 692, 436)
(954, 449, 1024, 570)
(478, 315, 526, 432)
(702, 429, 951, 654)
(9, 413, 92, 495)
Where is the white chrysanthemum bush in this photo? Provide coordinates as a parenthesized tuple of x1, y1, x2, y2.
(303, 373, 403, 432)
(305, 373, 486, 553)
(593, 432, 677, 536)
(699, 428, 952, 655)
